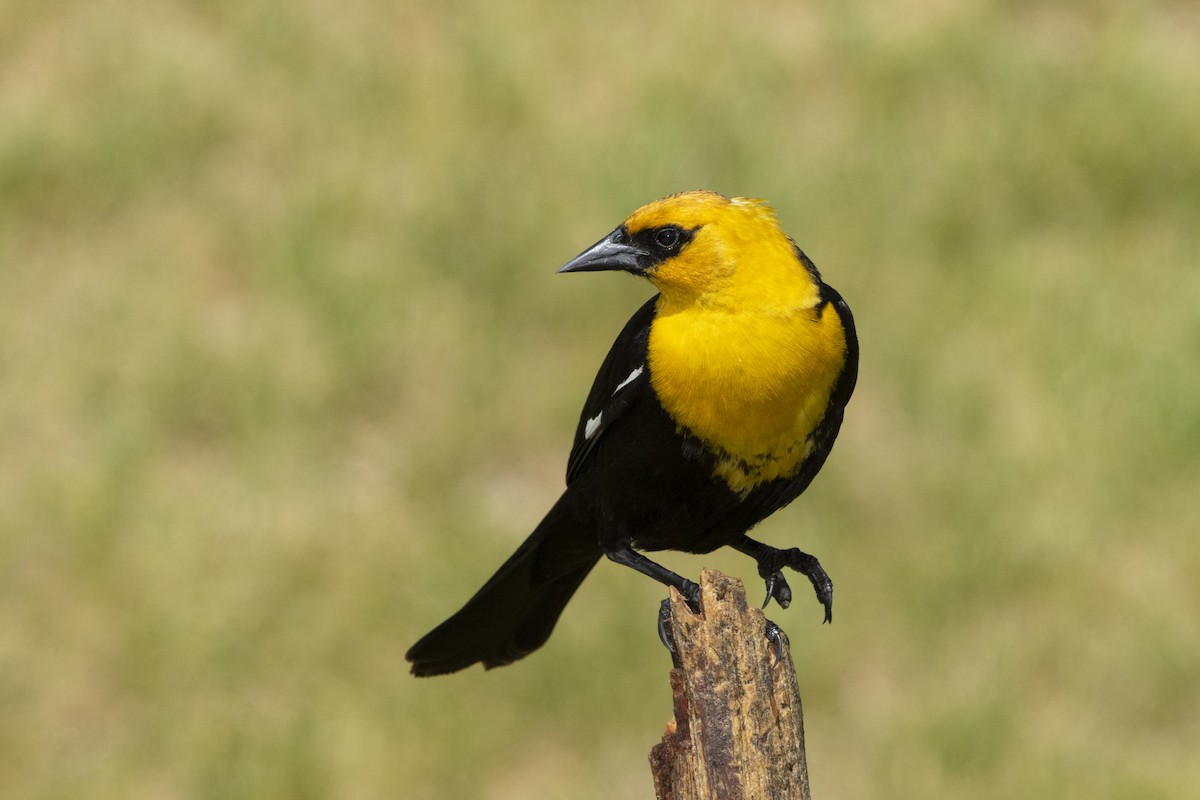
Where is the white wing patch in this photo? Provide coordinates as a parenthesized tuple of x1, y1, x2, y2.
(582, 366, 641, 443)
(613, 365, 644, 395)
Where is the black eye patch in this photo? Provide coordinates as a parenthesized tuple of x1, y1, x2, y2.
(631, 224, 699, 262)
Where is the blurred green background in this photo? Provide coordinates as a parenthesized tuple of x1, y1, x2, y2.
(2, 0, 1198, 797)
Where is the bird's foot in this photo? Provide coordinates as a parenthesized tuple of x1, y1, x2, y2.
(757, 548, 833, 623)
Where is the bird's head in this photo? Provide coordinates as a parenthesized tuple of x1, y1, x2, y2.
(559, 191, 820, 309)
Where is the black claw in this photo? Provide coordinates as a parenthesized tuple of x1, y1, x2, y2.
(657, 598, 676, 653)
(759, 569, 794, 610)
(817, 578, 833, 624)
(765, 620, 789, 667)
(778, 547, 833, 622)
(795, 556, 832, 623)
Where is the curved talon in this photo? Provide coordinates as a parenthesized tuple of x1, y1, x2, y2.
(657, 598, 676, 653)
(794, 554, 832, 623)
(760, 570, 794, 610)
(764, 571, 794, 610)
(817, 577, 833, 624)
(765, 620, 789, 667)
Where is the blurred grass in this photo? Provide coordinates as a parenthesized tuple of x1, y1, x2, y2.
(2, 0, 1199, 797)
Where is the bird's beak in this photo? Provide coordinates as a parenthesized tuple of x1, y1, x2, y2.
(558, 229, 652, 275)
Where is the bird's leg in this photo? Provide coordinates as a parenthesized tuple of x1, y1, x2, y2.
(732, 534, 834, 622)
(604, 541, 701, 613)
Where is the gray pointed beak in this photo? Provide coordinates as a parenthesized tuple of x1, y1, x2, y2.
(558, 229, 652, 274)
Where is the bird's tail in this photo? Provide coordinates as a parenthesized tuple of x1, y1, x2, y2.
(406, 494, 601, 676)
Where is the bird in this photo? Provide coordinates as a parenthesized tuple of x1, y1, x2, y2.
(406, 190, 858, 677)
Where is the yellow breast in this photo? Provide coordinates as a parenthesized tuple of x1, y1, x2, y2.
(648, 300, 847, 495)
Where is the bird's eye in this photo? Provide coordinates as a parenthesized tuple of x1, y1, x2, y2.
(654, 227, 681, 251)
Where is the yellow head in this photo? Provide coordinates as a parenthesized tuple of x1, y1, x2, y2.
(560, 191, 822, 310)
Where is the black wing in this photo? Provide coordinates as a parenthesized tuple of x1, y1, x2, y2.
(565, 295, 658, 485)
(821, 281, 858, 411)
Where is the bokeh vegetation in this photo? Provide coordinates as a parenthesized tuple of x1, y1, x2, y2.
(2, 0, 1198, 797)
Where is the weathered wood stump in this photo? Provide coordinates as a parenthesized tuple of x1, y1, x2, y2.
(649, 569, 812, 800)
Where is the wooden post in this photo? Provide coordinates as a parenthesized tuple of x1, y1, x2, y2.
(649, 569, 813, 800)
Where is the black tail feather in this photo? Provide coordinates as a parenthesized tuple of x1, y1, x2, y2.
(406, 495, 600, 676)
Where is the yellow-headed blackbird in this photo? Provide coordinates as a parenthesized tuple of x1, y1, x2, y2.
(407, 191, 858, 676)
